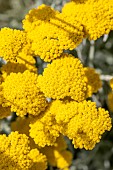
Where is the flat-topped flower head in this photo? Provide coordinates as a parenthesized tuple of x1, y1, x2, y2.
(0, 131, 47, 170)
(62, 0, 113, 40)
(0, 28, 32, 62)
(29, 103, 61, 148)
(2, 70, 47, 117)
(37, 53, 87, 101)
(51, 100, 112, 150)
(23, 5, 84, 62)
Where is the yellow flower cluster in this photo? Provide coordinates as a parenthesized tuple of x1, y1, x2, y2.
(0, 28, 32, 62)
(51, 100, 112, 150)
(62, 0, 113, 40)
(29, 104, 61, 147)
(11, 117, 73, 169)
(84, 67, 102, 97)
(0, 3, 112, 168)
(37, 53, 101, 101)
(41, 135, 73, 170)
(23, 4, 84, 62)
(2, 70, 47, 117)
(0, 131, 47, 170)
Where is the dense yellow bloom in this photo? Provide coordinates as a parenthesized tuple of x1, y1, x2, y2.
(41, 135, 72, 170)
(0, 28, 32, 62)
(0, 105, 11, 119)
(29, 104, 61, 147)
(0, 131, 47, 170)
(37, 53, 88, 101)
(84, 67, 102, 97)
(2, 70, 47, 117)
(51, 100, 112, 150)
(23, 4, 84, 62)
(62, 0, 113, 40)
(108, 92, 113, 112)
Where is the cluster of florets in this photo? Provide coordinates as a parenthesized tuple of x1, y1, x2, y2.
(0, 1, 112, 170)
(0, 131, 47, 170)
(63, 0, 113, 40)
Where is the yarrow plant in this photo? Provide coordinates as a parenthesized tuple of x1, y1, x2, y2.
(0, 0, 113, 169)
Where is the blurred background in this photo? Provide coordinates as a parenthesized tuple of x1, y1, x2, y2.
(0, 0, 113, 170)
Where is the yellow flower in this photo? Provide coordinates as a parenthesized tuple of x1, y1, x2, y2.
(29, 104, 61, 147)
(84, 67, 102, 97)
(0, 131, 47, 170)
(51, 100, 112, 150)
(37, 53, 87, 101)
(62, 0, 113, 40)
(23, 4, 84, 62)
(0, 27, 32, 62)
(40, 135, 72, 170)
(2, 70, 47, 117)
